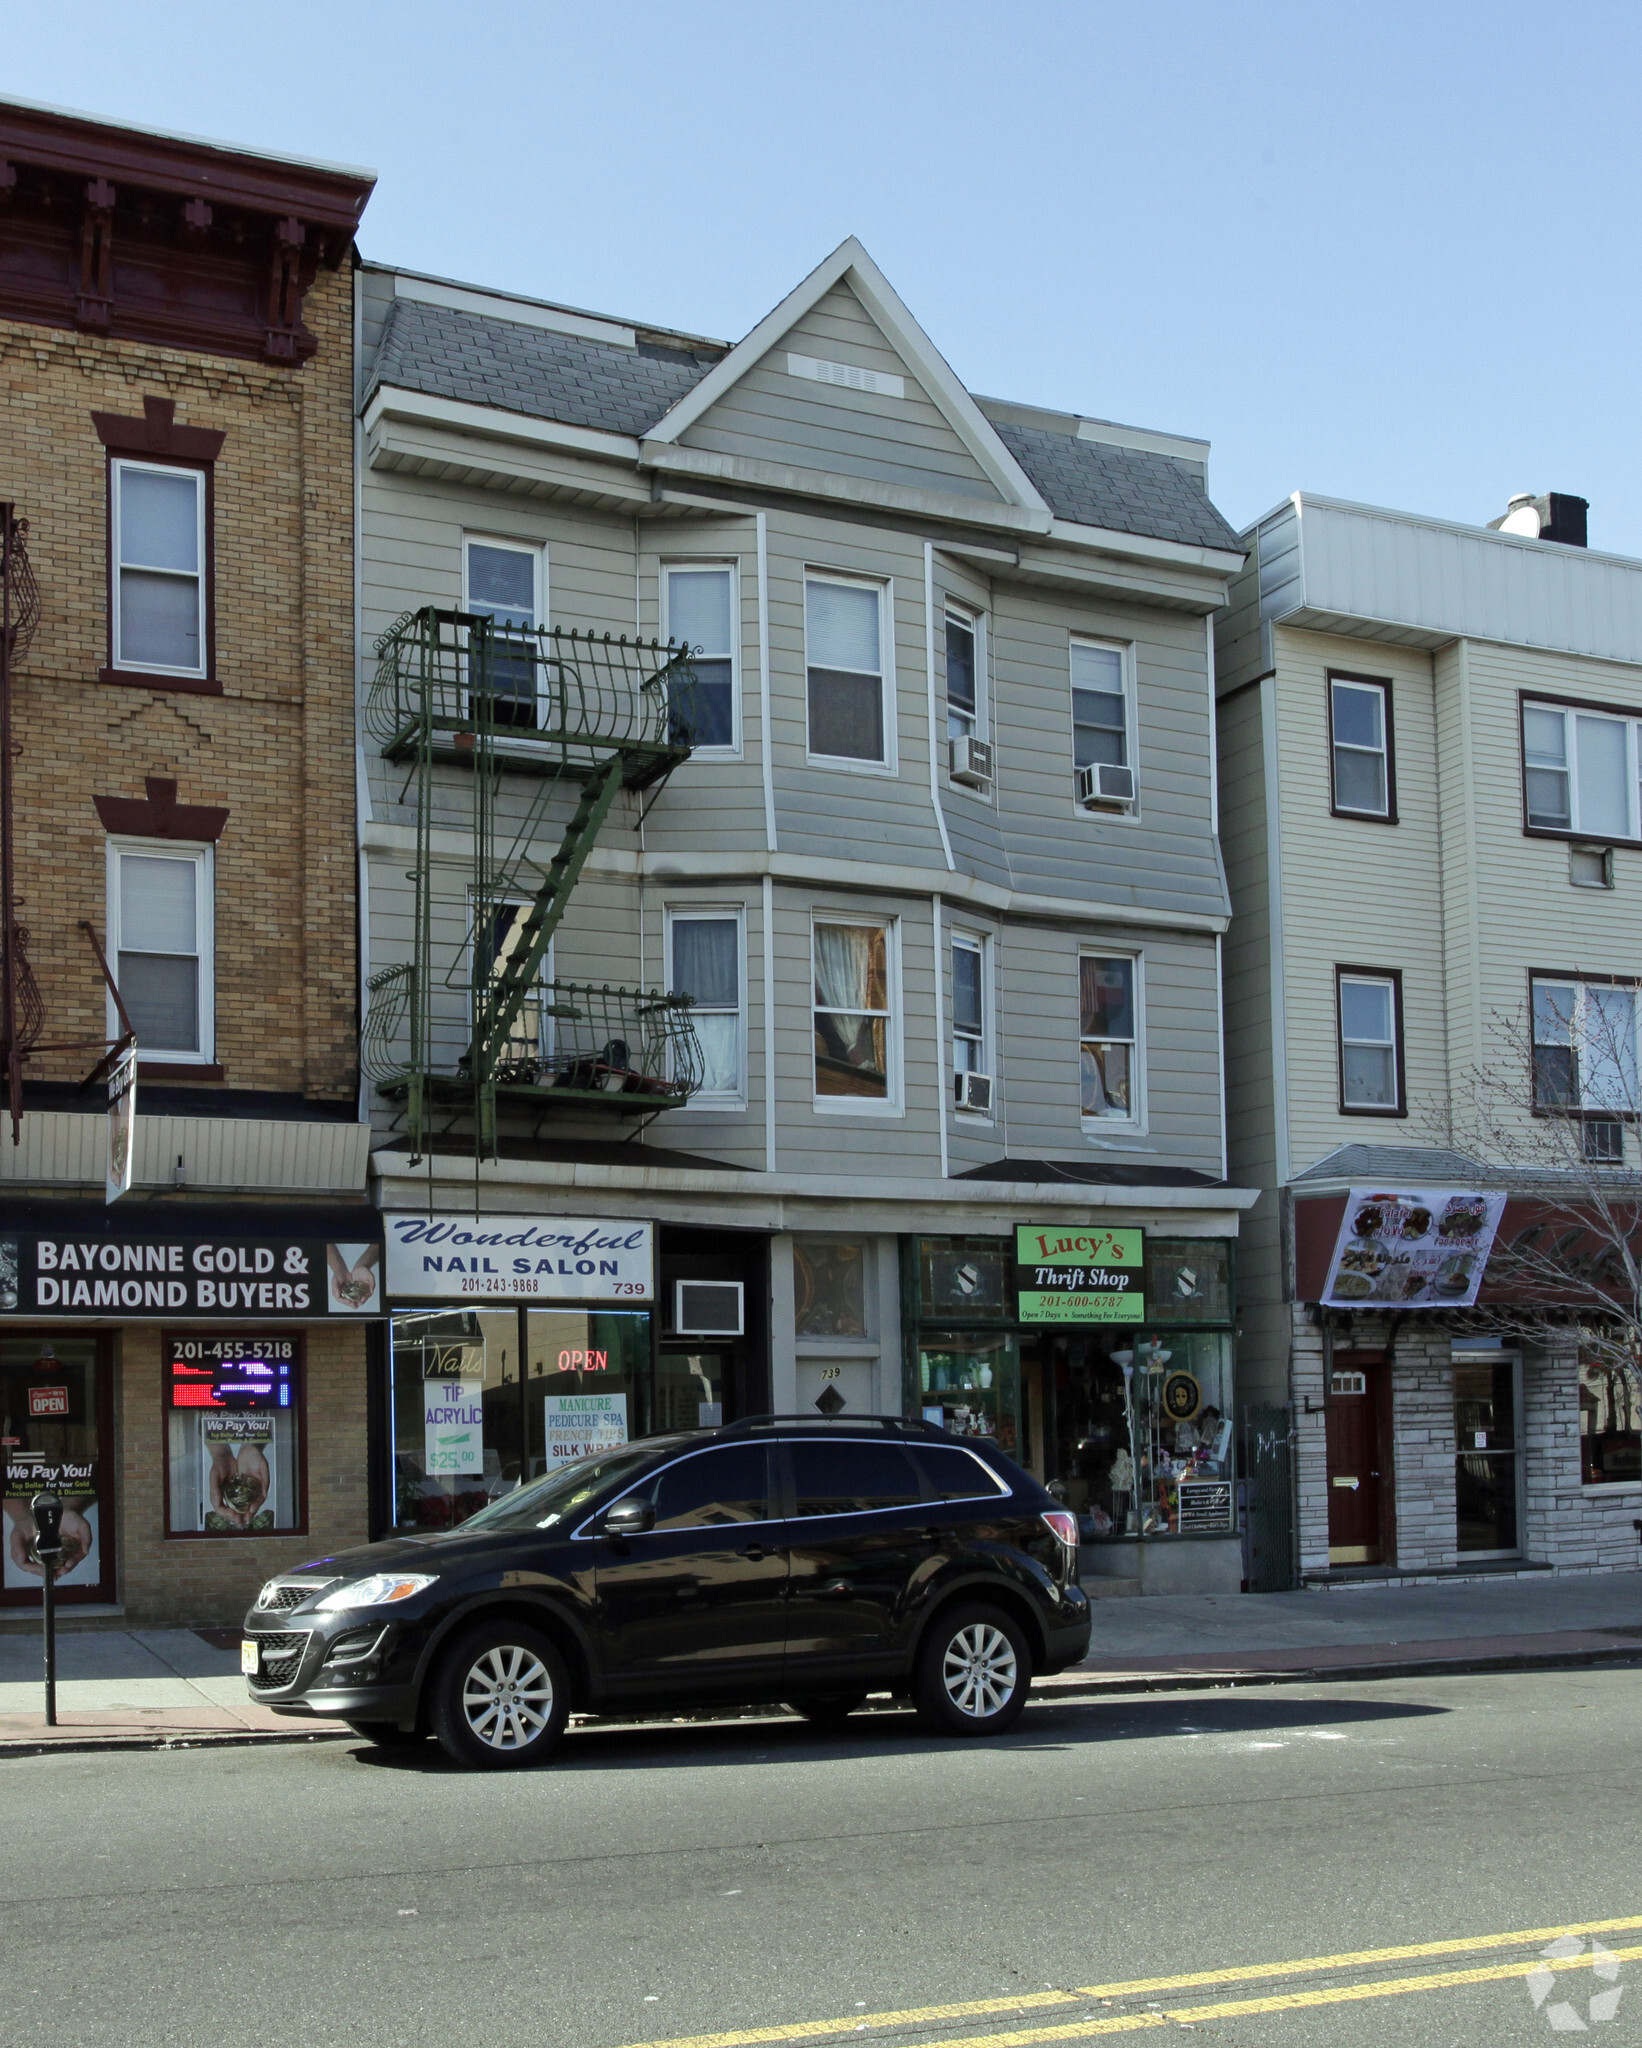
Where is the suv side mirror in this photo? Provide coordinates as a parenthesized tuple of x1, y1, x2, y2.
(603, 1497, 655, 1537)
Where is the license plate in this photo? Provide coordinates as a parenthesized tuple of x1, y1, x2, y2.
(241, 1639, 260, 1676)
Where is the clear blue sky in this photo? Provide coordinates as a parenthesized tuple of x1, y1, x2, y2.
(8, 1, 1641, 548)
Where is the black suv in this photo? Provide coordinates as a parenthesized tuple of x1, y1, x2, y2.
(241, 1417, 1091, 1768)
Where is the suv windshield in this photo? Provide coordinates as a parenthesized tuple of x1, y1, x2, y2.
(458, 1444, 664, 1533)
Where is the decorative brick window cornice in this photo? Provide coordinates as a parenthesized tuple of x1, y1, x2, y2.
(94, 776, 229, 842)
(91, 395, 225, 462)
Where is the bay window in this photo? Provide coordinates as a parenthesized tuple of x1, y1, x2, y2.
(806, 576, 889, 766)
(1523, 701, 1642, 840)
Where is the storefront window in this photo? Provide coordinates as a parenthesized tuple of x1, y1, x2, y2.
(164, 1331, 303, 1535)
(1579, 1350, 1641, 1485)
(915, 1236, 1011, 1320)
(916, 1331, 1019, 1453)
(1020, 1327, 1234, 1536)
(2, 1336, 107, 1597)
(1145, 1239, 1233, 1324)
(391, 1307, 651, 1529)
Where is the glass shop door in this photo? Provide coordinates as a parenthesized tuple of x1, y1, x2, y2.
(2, 1334, 116, 1606)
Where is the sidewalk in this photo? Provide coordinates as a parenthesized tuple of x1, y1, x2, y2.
(1, 1572, 1638, 1753)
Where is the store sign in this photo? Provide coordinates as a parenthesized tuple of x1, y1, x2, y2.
(0, 1235, 383, 1318)
(423, 1378, 484, 1477)
(1177, 1479, 1233, 1533)
(384, 1213, 653, 1304)
(28, 1385, 68, 1417)
(106, 1045, 136, 1206)
(543, 1391, 628, 1465)
(1321, 1188, 1508, 1309)
(1014, 1225, 1145, 1324)
(166, 1334, 299, 1412)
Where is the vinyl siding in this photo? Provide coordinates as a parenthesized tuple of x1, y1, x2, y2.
(677, 282, 1004, 503)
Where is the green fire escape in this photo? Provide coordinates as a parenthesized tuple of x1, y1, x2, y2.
(361, 608, 704, 1162)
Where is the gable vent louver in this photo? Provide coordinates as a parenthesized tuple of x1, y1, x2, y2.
(787, 352, 904, 400)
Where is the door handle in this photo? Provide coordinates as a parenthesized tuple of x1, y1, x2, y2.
(923, 1527, 944, 1543)
(739, 1544, 767, 1561)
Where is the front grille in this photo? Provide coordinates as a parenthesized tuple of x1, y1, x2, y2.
(247, 1630, 310, 1693)
(257, 1577, 337, 1612)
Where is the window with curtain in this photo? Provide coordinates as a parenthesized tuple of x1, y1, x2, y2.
(666, 566, 736, 750)
(1523, 702, 1640, 839)
(1532, 977, 1639, 1112)
(1080, 955, 1136, 1120)
(669, 913, 743, 1100)
(1071, 641, 1128, 770)
(111, 842, 211, 1058)
(113, 461, 206, 675)
(813, 920, 891, 1100)
(465, 538, 540, 727)
(806, 577, 886, 763)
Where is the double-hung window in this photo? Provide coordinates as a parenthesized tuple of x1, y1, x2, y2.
(813, 918, 895, 1106)
(951, 932, 991, 1111)
(1071, 640, 1132, 795)
(108, 839, 213, 1062)
(1523, 702, 1641, 839)
(479, 901, 552, 1075)
(1532, 976, 1639, 1113)
(112, 460, 207, 677)
(806, 575, 889, 766)
(1337, 970, 1404, 1113)
(665, 565, 737, 751)
(1080, 955, 1137, 1121)
(1328, 674, 1394, 820)
(946, 610, 983, 742)
(668, 910, 744, 1104)
(465, 537, 542, 728)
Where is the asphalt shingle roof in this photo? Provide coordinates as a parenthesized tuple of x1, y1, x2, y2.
(991, 420, 1242, 552)
(370, 297, 1242, 552)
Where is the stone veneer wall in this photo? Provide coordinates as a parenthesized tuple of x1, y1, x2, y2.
(1522, 1339, 1642, 1573)
(115, 1322, 369, 1627)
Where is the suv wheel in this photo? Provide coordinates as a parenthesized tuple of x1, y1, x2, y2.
(429, 1623, 570, 1769)
(913, 1604, 1030, 1736)
(786, 1693, 867, 1725)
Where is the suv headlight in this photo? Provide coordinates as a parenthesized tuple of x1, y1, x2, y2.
(314, 1573, 437, 1611)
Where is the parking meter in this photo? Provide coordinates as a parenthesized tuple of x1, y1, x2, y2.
(31, 1491, 63, 1559)
(30, 1491, 62, 1726)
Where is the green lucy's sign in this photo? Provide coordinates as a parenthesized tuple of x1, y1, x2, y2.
(1015, 1225, 1145, 1324)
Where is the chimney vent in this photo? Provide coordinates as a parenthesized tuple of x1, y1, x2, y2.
(1488, 492, 1588, 548)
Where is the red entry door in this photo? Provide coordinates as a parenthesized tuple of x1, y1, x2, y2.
(1326, 1353, 1389, 1565)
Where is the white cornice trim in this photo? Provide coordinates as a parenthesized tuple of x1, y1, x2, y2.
(358, 822, 1229, 932)
(640, 237, 1050, 513)
(1044, 517, 1245, 575)
(392, 274, 637, 348)
(362, 384, 641, 463)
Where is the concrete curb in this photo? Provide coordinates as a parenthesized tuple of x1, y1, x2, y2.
(1034, 1642, 1642, 1699)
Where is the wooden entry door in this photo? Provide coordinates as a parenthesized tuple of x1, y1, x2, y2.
(1326, 1352, 1392, 1565)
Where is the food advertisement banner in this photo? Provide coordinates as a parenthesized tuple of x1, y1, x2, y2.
(1321, 1188, 1508, 1309)
(543, 1391, 629, 1465)
(0, 1236, 382, 1317)
(385, 1214, 653, 1303)
(1015, 1225, 1146, 1325)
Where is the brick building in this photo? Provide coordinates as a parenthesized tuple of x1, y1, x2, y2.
(0, 100, 381, 1626)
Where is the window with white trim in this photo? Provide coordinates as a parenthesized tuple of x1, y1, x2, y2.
(1071, 640, 1131, 774)
(945, 609, 984, 743)
(664, 564, 737, 752)
(1338, 972, 1402, 1111)
(951, 932, 988, 1099)
(1080, 954, 1137, 1121)
(112, 460, 206, 676)
(464, 536, 543, 729)
(668, 909, 744, 1104)
(806, 575, 889, 765)
(108, 839, 213, 1061)
(1523, 702, 1641, 839)
(1329, 676, 1393, 819)
(477, 900, 553, 1072)
(813, 917, 896, 1106)
(1532, 977, 1639, 1112)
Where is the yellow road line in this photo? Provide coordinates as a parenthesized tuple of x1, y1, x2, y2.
(612, 1992, 1082, 2048)
(1076, 1910, 1642, 1999)
(612, 1914, 1642, 2048)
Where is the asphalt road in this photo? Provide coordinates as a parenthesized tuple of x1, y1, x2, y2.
(1, 1668, 1637, 2048)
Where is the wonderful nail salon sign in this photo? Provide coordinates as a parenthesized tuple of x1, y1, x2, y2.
(384, 1214, 654, 1304)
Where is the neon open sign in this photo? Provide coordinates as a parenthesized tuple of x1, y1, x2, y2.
(557, 1348, 608, 1371)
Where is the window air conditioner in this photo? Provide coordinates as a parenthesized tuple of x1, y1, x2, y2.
(673, 1279, 745, 1336)
(1583, 1118, 1624, 1164)
(949, 735, 993, 788)
(954, 1070, 994, 1115)
(1077, 763, 1135, 811)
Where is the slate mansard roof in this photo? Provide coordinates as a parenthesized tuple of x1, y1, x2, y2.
(370, 295, 1238, 552)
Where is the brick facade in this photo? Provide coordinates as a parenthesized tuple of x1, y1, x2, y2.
(0, 264, 358, 1097)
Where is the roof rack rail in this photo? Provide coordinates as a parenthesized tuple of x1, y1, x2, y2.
(720, 1412, 948, 1439)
